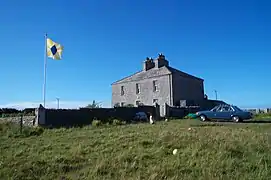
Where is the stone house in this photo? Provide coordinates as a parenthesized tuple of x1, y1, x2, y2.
(111, 54, 205, 112)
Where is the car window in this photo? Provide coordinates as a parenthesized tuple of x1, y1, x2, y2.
(213, 107, 220, 112)
(211, 106, 220, 112)
(220, 106, 231, 112)
(218, 107, 223, 111)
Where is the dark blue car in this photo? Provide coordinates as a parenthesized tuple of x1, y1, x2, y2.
(196, 104, 252, 122)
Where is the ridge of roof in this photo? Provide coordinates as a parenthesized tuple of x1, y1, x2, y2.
(111, 66, 203, 85)
(111, 66, 171, 85)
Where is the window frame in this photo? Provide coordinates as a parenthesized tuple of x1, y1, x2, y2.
(120, 86, 124, 96)
(153, 99, 158, 104)
(153, 80, 158, 92)
(136, 83, 140, 94)
(135, 100, 141, 106)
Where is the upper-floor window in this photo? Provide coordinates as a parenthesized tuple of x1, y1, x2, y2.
(153, 80, 158, 92)
(121, 86, 124, 96)
(136, 83, 140, 94)
(153, 99, 158, 104)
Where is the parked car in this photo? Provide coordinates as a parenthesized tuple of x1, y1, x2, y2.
(133, 112, 148, 122)
(195, 104, 253, 122)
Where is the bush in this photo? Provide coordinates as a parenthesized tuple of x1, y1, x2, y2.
(0, 108, 19, 114)
(22, 108, 35, 115)
(254, 113, 271, 119)
(92, 120, 102, 127)
(112, 119, 122, 125)
(112, 119, 126, 126)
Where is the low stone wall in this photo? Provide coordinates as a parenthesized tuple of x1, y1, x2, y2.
(0, 116, 36, 126)
(27, 105, 159, 128)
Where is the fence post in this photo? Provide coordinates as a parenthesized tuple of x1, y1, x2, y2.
(20, 114, 23, 134)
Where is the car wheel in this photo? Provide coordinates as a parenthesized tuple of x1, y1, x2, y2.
(200, 115, 207, 122)
(232, 116, 241, 123)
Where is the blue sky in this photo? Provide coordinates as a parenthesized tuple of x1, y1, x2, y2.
(0, 0, 271, 109)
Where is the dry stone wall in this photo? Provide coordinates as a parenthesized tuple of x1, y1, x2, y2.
(0, 116, 36, 127)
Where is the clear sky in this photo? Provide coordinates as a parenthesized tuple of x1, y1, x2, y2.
(0, 0, 271, 109)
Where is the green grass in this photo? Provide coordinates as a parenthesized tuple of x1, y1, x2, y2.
(1, 120, 271, 180)
(254, 113, 271, 120)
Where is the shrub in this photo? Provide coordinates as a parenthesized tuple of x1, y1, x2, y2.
(112, 119, 122, 125)
(112, 119, 126, 126)
(22, 108, 35, 115)
(254, 113, 271, 119)
(92, 120, 102, 127)
(0, 108, 19, 114)
(107, 117, 114, 124)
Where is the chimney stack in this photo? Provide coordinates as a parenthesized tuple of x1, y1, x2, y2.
(143, 57, 155, 71)
(154, 53, 169, 68)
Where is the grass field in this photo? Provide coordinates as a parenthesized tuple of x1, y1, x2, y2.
(1, 119, 271, 180)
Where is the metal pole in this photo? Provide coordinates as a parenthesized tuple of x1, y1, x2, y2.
(214, 90, 218, 100)
(20, 114, 23, 134)
(56, 98, 60, 109)
(43, 33, 48, 108)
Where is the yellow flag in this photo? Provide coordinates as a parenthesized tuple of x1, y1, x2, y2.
(47, 38, 63, 60)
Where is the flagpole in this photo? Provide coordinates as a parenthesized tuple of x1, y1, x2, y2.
(43, 33, 48, 108)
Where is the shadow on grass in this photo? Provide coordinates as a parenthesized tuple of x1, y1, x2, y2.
(242, 120, 271, 124)
(192, 119, 271, 125)
(42, 120, 149, 129)
(190, 123, 224, 127)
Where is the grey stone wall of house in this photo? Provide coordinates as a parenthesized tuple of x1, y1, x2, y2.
(172, 72, 204, 106)
(112, 74, 171, 108)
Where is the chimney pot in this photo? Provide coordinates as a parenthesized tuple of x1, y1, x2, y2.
(143, 57, 155, 71)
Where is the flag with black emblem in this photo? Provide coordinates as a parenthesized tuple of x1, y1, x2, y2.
(46, 38, 63, 60)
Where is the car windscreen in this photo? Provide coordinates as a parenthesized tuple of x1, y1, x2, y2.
(233, 106, 243, 111)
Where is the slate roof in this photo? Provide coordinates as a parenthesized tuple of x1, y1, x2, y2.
(112, 66, 203, 85)
(167, 67, 204, 81)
